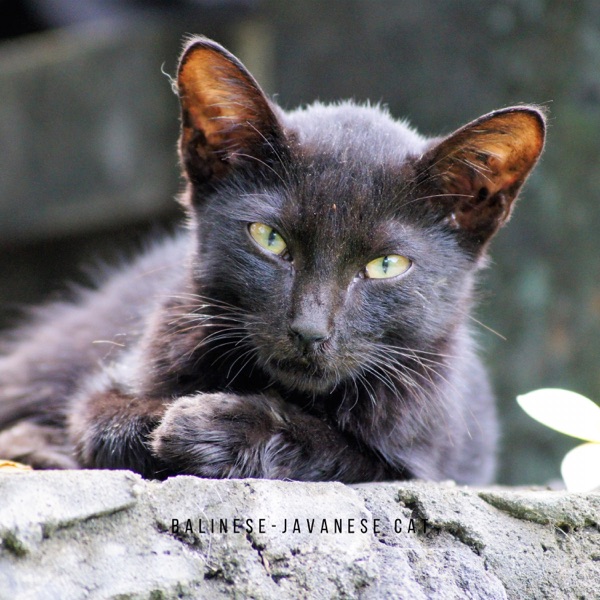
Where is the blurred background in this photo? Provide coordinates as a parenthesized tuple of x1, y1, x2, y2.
(1, 0, 598, 486)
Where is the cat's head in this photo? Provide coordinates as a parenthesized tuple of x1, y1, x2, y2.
(174, 36, 545, 394)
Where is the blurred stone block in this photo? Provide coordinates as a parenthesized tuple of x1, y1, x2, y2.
(0, 20, 181, 242)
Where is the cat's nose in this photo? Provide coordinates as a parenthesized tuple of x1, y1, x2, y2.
(289, 319, 330, 350)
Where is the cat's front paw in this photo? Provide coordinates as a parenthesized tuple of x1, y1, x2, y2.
(150, 393, 288, 479)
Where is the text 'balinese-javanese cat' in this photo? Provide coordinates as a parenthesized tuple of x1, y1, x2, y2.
(0, 37, 545, 483)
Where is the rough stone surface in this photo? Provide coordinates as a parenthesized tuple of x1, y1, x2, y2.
(0, 471, 598, 599)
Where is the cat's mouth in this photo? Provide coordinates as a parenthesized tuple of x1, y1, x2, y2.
(263, 357, 340, 393)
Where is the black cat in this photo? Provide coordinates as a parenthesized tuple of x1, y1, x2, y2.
(0, 37, 545, 483)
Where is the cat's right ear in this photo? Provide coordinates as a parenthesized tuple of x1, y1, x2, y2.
(177, 37, 285, 192)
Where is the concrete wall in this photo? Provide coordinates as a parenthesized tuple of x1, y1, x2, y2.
(2, 471, 599, 598)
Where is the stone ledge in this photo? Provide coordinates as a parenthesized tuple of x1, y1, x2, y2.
(0, 471, 598, 599)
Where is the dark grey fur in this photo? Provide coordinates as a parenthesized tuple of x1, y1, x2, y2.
(0, 37, 545, 483)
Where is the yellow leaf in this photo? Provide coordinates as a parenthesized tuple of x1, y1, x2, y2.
(0, 459, 32, 473)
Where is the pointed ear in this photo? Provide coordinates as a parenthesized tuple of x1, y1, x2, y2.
(417, 106, 546, 251)
(177, 37, 285, 188)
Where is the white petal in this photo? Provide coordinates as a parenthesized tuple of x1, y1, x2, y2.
(516, 388, 600, 442)
(561, 443, 600, 492)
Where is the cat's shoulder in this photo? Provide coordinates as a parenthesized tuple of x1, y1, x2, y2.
(1, 231, 190, 345)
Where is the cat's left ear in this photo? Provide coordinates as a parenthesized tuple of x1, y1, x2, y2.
(417, 106, 546, 252)
(177, 36, 285, 191)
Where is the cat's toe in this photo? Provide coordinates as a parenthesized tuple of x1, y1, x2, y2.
(150, 393, 276, 479)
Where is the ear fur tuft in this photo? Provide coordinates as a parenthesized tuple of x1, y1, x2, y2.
(419, 106, 546, 249)
(177, 36, 284, 188)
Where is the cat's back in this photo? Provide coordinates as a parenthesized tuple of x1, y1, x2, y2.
(0, 232, 190, 425)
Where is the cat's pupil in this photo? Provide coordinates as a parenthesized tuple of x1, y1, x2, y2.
(382, 256, 389, 273)
(268, 230, 277, 247)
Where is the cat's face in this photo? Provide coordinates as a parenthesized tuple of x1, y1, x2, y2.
(176, 37, 545, 395)
(196, 131, 471, 394)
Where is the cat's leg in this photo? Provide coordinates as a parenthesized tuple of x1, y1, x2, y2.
(68, 387, 169, 478)
(0, 421, 78, 469)
(151, 392, 396, 482)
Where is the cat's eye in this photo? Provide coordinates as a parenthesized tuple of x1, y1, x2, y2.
(364, 255, 411, 279)
(248, 222, 288, 256)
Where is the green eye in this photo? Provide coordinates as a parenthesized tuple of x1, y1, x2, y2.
(249, 222, 287, 256)
(364, 255, 411, 279)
